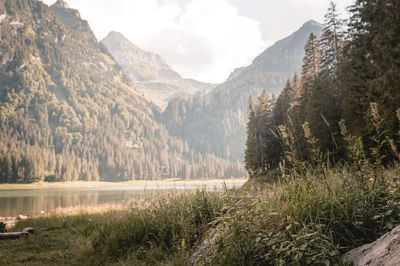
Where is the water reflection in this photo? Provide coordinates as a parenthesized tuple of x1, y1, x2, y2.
(0, 182, 241, 217)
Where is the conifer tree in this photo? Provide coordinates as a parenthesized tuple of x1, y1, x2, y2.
(245, 96, 257, 175)
(273, 79, 293, 128)
(301, 33, 321, 87)
(320, 1, 345, 81)
(339, 0, 400, 151)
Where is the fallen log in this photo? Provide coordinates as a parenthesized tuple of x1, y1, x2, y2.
(0, 227, 35, 240)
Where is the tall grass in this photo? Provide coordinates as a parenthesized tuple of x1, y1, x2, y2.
(201, 169, 400, 265)
(86, 190, 227, 265)
(190, 104, 400, 265)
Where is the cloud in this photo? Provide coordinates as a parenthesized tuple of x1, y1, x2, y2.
(144, 0, 267, 82)
(41, 0, 267, 83)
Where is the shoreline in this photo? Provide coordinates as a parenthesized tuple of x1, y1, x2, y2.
(0, 178, 248, 190)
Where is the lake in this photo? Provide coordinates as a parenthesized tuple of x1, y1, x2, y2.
(0, 180, 245, 217)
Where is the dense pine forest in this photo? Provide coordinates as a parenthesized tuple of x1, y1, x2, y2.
(2, 1, 400, 265)
(245, 0, 400, 175)
(0, 0, 245, 183)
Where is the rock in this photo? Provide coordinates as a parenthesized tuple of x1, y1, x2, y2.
(343, 225, 400, 266)
(0, 222, 6, 233)
(17, 215, 29, 220)
(189, 233, 220, 266)
(0, 217, 17, 229)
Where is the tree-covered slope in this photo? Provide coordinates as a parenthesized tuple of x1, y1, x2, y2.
(101, 31, 213, 108)
(0, 0, 245, 182)
(160, 21, 323, 161)
(244, 0, 400, 175)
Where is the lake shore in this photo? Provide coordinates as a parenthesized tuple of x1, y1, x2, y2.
(0, 178, 248, 190)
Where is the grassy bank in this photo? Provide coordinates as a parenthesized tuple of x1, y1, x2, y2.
(1, 167, 399, 265)
(0, 190, 228, 265)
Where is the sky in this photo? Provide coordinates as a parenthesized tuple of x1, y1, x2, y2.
(42, 0, 353, 83)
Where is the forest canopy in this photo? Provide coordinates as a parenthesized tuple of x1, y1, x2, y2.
(245, 0, 400, 176)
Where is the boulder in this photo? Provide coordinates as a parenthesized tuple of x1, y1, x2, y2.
(343, 225, 400, 266)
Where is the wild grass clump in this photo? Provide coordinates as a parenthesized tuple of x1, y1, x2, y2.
(87, 189, 227, 265)
(195, 104, 400, 265)
(198, 169, 400, 265)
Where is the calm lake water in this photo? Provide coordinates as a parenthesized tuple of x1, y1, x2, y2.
(0, 181, 244, 217)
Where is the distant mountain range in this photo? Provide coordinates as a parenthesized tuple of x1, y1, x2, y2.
(0, 0, 323, 182)
(160, 20, 323, 161)
(101, 31, 213, 108)
(0, 0, 244, 182)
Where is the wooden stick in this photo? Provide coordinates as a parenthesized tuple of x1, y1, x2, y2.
(68, 226, 83, 236)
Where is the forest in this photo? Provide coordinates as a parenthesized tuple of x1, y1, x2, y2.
(245, 0, 400, 175)
(1, 1, 400, 265)
(0, 0, 246, 183)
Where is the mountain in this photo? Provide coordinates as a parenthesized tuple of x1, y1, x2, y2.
(225, 20, 323, 93)
(0, 0, 245, 183)
(160, 20, 323, 161)
(101, 31, 213, 108)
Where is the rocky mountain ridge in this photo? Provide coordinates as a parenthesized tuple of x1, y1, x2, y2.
(101, 31, 214, 108)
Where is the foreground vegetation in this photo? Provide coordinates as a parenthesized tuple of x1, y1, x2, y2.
(1, 162, 399, 265)
(0, 190, 227, 265)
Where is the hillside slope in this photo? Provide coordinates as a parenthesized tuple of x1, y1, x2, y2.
(0, 0, 245, 182)
(160, 20, 323, 161)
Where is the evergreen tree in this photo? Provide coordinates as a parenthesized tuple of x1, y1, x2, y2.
(339, 0, 400, 153)
(245, 96, 257, 175)
(273, 79, 293, 127)
(301, 33, 321, 87)
(320, 1, 345, 81)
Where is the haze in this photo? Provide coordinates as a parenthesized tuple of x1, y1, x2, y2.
(42, 0, 352, 83)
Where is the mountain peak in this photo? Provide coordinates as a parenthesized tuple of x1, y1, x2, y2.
(53, 0, 70, 8)
(101, 31, 180, 82)
(224, 19, 323, 88)
(103, 31, 141, 51)
(101, 31, 212, 107)
(303, 20, 323, 28)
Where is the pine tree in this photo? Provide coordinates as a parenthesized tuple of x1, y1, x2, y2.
(339, 0, 400, 151)
(245, 96, 257, 175)
(301, 33, 321, 87)
(320, 1, 345, 81)
(273, 79, 293, 127)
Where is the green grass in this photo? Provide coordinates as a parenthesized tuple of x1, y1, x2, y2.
(0, 190, 227, 265)
(0, 214, 93, 265)
(0, 167, 399, 265)
(200, 167, 400, 265)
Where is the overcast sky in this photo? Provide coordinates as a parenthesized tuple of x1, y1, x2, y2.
(42, 0, 353, 83)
